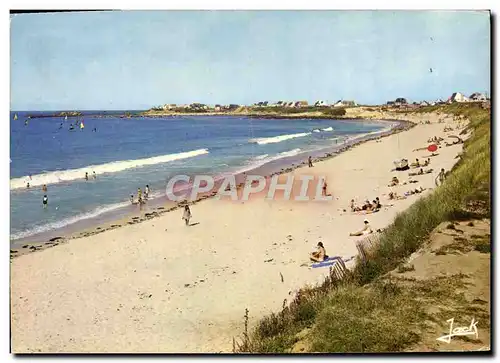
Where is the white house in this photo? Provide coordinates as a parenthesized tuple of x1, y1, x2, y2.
(162, 104, 177, 110)
(314, 100, 327, 107)
(333, 100, 357, 107)
(448, 92, 469, 103)
(469, 92, 487, 102)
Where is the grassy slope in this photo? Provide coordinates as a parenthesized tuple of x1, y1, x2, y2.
(236, 103, 491, 353)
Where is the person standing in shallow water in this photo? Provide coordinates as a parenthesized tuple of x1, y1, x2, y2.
(182, 205, 191, 226)
(42, 195, 48, 209)
(85, 172, 89, 181)
(308, 156, 313, 168)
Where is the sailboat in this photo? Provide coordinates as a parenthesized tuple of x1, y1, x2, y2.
(80, 120, 85, 130)
(65, 115, 68, 121)
(14, 113, 18, 120)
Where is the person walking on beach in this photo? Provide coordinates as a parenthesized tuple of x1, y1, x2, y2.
(322, 180, 328, 196)
(130, 194, 134, 204)
(145, 185, 150, 200)
(85, 172, 89, 181)
(93, 171, 97, 179)
(42, 195, 48, 209)
(308, 156, 313, 168)
(435, 168, 446, 186)
(42, 184, 47, 192)
(182, 205, 192, 226)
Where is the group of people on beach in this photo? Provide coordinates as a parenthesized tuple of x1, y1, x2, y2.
(312, 145, 450, 264)
(130, 185, 151, 206)
(411, 158, 431, 168)
(427, 136, 444, 144)
(350, 198, 381, 213)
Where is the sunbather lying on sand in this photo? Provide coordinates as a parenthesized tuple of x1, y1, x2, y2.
(445, 138, 464, 146)
(389, 191, 406, 200)
(350, 199, 361, 212)
(350, 219, 373, 236)
(310, 242, 328, 262)
(408, 168, 433, 176)
(410, 159, 421, 168)
(404, 186, 426, 196)
(361, 200, 373, 211)
(388, 176, 399, 187)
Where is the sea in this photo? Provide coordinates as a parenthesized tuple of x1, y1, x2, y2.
(10, 111, 396, 245)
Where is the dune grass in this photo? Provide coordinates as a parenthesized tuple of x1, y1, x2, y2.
(236, 103, 491, 353)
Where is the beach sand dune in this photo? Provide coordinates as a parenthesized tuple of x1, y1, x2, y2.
(10, 112, 467, 353)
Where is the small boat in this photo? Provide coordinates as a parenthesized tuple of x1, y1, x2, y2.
(14, 113, 18, 120)
(80, 120, 85, 129)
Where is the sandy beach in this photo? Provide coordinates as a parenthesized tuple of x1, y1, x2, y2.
(10, 110, 468, 353)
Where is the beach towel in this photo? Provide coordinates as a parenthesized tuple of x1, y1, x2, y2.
(355, 209, 379, 215)
(311, 256, 341, 268)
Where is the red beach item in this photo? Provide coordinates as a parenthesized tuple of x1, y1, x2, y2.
(427, 144, 438, 152)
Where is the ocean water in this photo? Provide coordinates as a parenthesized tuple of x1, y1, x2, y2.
(10, 111, 390, 242)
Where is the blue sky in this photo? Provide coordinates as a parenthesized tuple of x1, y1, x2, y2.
(10, 10, 490, 111)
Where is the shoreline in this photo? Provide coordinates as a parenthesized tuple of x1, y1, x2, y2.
(10, 109, 467, 353)
(10, 117, 412, 257)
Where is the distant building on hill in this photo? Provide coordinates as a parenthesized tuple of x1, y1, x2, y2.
(162, 104, 177, 110)
(333, 100, 357, 107)
(189, 103, 208, 110)
(448, 92, 469, 103)
(294, 100, 308, 108)
(469, 92, 487, 102)
(394, 98, 408, 106)
(314, 100, 327, 107)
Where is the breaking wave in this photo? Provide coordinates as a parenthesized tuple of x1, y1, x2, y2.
(254, 154, 269, 160)
(249, 132, 311, 145)
(10, 148, 210, 190)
